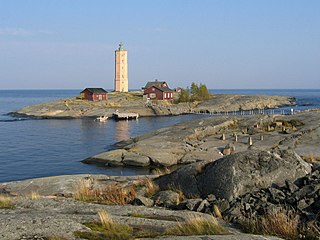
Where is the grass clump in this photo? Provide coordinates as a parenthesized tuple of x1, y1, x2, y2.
(30, 191, 40, 200)
(101, 184, 136, 205)
(130, 210, 145, 218)
(240, 209, 299, 239)
(142, 178, 160, 198)
(302, 152, 320, 163)
(74, 209, 133, 240)
(73, 180, 136, 205)
(166, 214, 228, 236)
(0, 195, 14, 209)
(151, 167, 171, 176)
(213, 205, 223, 219)
(73, 179, 95, 202)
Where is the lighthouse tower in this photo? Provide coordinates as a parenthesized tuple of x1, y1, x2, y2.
(114, 43, 128, 92)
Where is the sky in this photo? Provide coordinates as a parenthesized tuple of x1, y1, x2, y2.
(0, 0, 319, 90)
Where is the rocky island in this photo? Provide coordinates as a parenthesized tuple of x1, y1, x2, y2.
(11, 91, 295, 119)
(1, 109, 320, 239)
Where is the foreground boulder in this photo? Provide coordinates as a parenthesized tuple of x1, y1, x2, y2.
(222, 169, 320, 237)
(156, 150, 311, 201)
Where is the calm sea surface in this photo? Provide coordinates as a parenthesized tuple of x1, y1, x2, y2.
(0, 89, 319, 182)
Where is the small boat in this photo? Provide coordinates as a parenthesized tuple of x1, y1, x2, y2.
(95, 116, 108, 122)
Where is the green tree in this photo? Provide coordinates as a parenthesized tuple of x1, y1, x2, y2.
(190, 82, 199, 96)
(178, 88, 190, 103)
(198, 83, 210, 100)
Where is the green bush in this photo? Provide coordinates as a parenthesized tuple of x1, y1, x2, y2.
(177, 83, 211, 103)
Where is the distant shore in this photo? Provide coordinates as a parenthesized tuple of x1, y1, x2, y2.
(11, 91, 295, 119)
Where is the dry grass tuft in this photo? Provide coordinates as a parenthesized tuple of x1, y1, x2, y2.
(30, 191, 40, 200)
(98, 209, 114, 229)
(102, 183, 137, 205)
(74, 209, 133, 240)
(143, 178, 160, 198)
(213, 205, 223, 219)
(73, 179, 94, 202)
(73, 180, 136, 205)
(166, 214, 228, 236)
(241, 209, 299, 239)
(302, 152, 320, 163)
(151, 167, 172, 176)
(0, 195, 14, 209)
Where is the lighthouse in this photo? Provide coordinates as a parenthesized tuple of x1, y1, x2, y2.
(114, 43, 128, 92)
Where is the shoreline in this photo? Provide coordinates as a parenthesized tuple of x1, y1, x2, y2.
(82, 109, 320, 168)
(10, 92, 296, 119)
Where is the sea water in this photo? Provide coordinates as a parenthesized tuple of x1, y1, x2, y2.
(0, 89, 319, 182)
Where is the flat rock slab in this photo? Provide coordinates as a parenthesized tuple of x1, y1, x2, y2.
(123, 152, 150, 166)
(0, 174, 152, 196)
(82, 149, 127, 165)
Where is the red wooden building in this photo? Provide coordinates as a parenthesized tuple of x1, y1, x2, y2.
(80, 88, 108, 101)
(143, 80, 174, 100)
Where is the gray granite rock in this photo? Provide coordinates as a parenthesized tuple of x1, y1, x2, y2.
(81, 149, 127, 165)
(153, 190, 180, 207)
(123, 152, 150, 167)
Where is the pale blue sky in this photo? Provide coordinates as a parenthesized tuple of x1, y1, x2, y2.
(0, 0, 319, 89)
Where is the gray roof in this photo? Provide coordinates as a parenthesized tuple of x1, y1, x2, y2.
(81, 88, 107, 94)
(144, 81, 173, 92)
(144, 81, 166, 89)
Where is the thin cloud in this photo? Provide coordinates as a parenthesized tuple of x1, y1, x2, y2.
(0, 28, 32, 36)
(0, 27, 55, 37)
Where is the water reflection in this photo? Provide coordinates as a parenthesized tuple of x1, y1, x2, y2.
(115, 120, 130, 142)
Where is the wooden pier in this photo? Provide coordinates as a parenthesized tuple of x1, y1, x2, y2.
(112, 112, 139, 120)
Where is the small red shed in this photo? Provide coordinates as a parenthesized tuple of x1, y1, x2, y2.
(80, 88, 108, 101)
(143, 80, 174, 100)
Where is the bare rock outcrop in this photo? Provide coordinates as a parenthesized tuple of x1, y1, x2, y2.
(156, 150, 311, 201)
(197, 149, 311, 201)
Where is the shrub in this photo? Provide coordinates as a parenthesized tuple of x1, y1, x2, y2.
(177, 88, 190, 103)
(166, 214, 228, 236)
(73, 180, 136, 205)
(176, 83, 211, 103)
